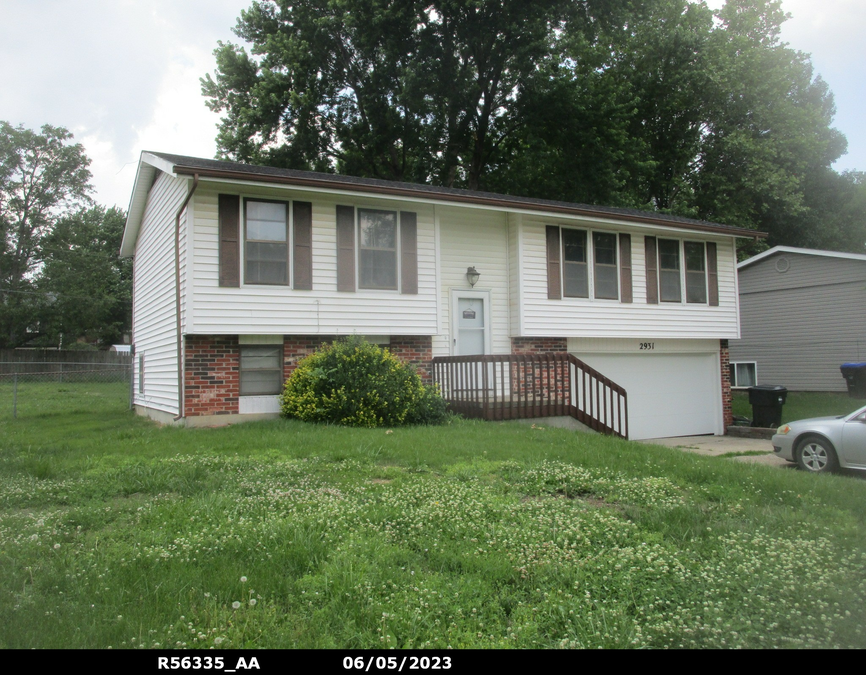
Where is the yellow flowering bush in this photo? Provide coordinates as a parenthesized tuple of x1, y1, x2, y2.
(280, 337, 447, 427)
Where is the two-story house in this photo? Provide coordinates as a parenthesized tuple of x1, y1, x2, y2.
(121, 152, 762, 440)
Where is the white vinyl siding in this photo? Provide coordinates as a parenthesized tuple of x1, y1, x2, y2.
(507, 213, 522, 338)
(432, 207, 511, 357)
(521, 220, 739, 339)
(189, 187, 437, 336)
(132, 172, 190, 415)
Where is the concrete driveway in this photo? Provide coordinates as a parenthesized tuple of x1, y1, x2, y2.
(644, 435, 791, 468)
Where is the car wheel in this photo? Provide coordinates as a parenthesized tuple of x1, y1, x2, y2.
(795, 436, 839, 474)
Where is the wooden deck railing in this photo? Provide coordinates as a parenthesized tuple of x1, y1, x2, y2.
(431, 353, 628, 439)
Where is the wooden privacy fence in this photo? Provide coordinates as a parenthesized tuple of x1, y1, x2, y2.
(432, 353, 628, 439)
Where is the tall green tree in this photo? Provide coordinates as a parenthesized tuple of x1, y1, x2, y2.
(202, 0, 585, 189)
(694, 0, 847, 237)
(204, 0, 860, 251)
(35, 206, 132, 348)
(0, 122, 93, 348)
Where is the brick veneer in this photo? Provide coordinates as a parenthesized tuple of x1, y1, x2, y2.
(511, 337, 569, 355)
(720, 339, 733, 428)
(389, 336, 433, 384)
(510, 337, 570, 401)
(282, 336, 337, 380)
(183, 334, 434, 417)
(184, 335, 239, 417)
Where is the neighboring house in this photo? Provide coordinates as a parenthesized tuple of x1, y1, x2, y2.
(730, 246, 866, 392)
(121, 152, 762, 440)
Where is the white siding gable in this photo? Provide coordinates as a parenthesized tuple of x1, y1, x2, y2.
(132, 172, 191, 415)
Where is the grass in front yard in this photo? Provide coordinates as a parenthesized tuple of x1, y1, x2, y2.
(732, 390, 866, 425)
(1, 407, 866, 649)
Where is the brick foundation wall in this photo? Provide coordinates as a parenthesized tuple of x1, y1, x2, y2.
(282, 336, 337, 380)
(183, 334, 435, 417)
(184, 335, 239, 417)
(720, 339, 733, 428)
(388, 336, 433, 384)
(510, 337, 570, 401)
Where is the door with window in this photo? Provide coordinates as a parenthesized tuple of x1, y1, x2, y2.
(452, 291, 492, 394)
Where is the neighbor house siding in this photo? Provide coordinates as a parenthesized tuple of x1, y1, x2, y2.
(432, 206, 511, 358)
(730, 252, 866, 391)
(189, 186, 438, 336)
(132, 172, 190, 415)
(521, 220, 740, 339)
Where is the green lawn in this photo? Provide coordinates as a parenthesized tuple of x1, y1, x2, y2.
(1, 404, 865, 649)
(732, 390, 866, 425)
(0, 379, 130, 420)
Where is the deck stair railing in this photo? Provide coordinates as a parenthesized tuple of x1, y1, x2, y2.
(431, 353, 628, 439)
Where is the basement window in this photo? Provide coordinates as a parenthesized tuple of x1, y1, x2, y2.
(239, 345, 284, 396)
(729, 362, 757, 388)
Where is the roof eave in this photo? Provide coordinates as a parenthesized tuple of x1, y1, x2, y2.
(738, 245, 866, 269)
(170, 163, 765, 240)
(119, 153, 180, 258)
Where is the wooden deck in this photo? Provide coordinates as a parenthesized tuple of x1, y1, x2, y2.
(432, 353, 628, 439)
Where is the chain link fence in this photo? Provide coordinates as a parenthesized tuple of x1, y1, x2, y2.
(0, 362, 133, 420)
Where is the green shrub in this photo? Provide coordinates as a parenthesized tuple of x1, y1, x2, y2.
(280, 337, 448, 427)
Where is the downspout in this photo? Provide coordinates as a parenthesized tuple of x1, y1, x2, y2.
(174, 174, 199, 421)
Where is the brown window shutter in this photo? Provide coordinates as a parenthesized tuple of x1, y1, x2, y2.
(619, 233, 632, 303)
(707, 242, 719, 306)
(546, 225, 562, 300)
(336, 205, 356, 292)
(644, 235, 658, 304)
(219, 194, 240, 287)
(400, 211, 418, 294)
(293, 201, 313, 290)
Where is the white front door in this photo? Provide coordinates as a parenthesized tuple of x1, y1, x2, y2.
(456, 297, 486, 355)
(452, 291, 491, 356)
(451, 291, 492, 393)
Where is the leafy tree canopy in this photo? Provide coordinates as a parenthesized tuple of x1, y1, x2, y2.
(35, 206, 132, 348)
(0, 122, 93, 348)
(203, 0, 862, 252)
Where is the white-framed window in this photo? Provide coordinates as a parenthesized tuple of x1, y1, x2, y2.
(684, 242, 707, 304)
(658, 238, 681, 302)
(244, 198, 290, 285)
(658, 239, 708, 304)
(358, 208, 398, 290)
(239, 345, 284, 396)
(729, 362, 757, 388)
(561, 228, 619, 300)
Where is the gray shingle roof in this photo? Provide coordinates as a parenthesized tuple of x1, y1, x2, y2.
(147, 151, 763, 238)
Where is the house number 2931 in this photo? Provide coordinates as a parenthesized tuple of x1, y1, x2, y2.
(639, 342, 655, 350)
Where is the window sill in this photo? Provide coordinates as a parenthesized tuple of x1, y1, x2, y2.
(239, 395, 281, 414)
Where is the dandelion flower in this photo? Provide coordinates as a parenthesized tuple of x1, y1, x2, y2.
(249, 599, 257, 606)
(232, 601, 241, 610)
(240, 576, 248, 583)
(214, 638, 223, 645)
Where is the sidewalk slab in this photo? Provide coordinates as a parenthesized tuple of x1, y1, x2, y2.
(642, 435, 791, 467)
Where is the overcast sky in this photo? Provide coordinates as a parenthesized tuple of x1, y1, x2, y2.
(0, 0, 863, 210)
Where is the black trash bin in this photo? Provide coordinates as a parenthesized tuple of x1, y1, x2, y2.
(840, 363, 866, 398)
(748, 385, 788, 428)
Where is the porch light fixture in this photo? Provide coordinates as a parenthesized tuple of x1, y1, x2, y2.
(466, 266, 480, 287)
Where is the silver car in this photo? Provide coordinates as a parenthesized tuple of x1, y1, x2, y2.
(772, 404, 866, 473)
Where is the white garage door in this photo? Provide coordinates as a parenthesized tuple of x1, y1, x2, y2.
(574, 352, 722, 440)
